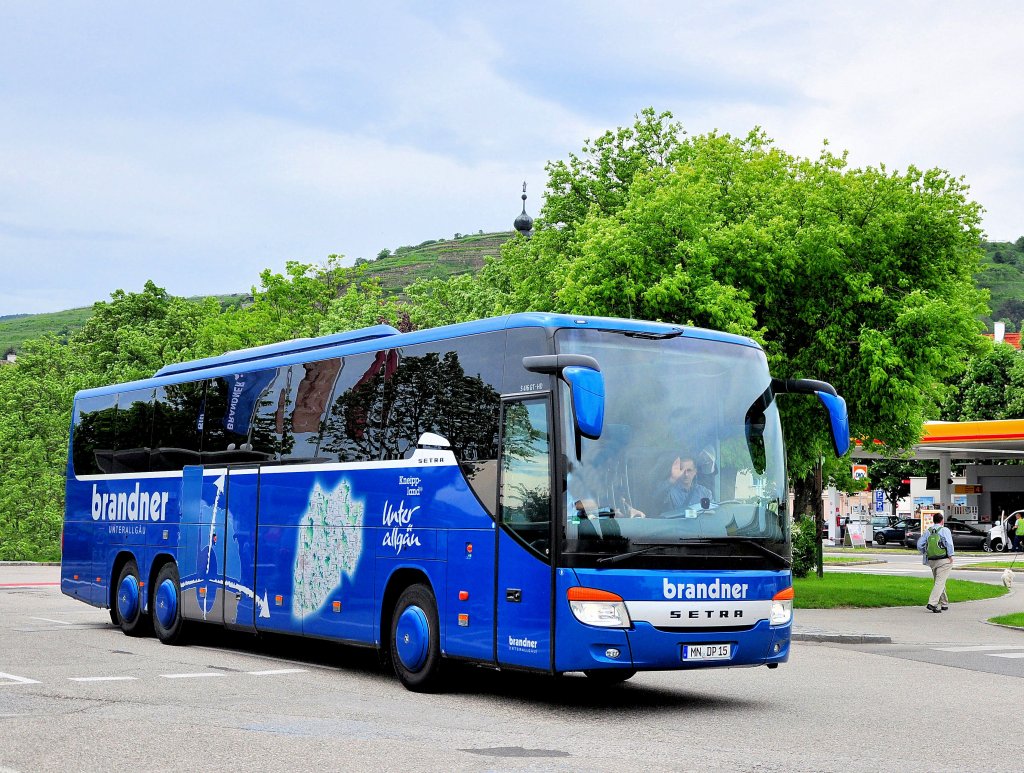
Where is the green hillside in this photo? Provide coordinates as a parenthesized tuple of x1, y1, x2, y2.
(7, 232, 1024, 352)
(0, 307, 92, 354)
(979, 238, 1024, 329)
(360, 231, 510, 294)
(0, 234, 512, 353)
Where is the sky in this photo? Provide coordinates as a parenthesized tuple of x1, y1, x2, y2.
(2, 1, 1023, 315)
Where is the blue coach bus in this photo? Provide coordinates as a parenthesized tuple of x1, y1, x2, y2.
(61, 313, 848, 691)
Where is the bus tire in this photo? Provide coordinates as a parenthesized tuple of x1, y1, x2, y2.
(583, 669, 636, 685)
(152, 562, 186, 645)
(115, 560, 149, 637)
(391, 584, 443, 692)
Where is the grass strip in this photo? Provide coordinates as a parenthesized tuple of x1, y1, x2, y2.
(989, 612, 1024, 628)
(793, 572, 1007, 609)
(823, 556, 883, 564)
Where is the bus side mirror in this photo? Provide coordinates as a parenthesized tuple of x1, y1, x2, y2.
(772, 377, 850, 457)
(561, 366, 604, 440)
(816, 391, 849, 457)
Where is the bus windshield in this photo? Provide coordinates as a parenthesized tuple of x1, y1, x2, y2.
(556, 329, 789, 569)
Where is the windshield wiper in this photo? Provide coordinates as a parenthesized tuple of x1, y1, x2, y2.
(678, 537, 790, 567)
(596, 542, 680, 566)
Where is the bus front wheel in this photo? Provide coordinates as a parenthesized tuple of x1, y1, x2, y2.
(152, 562, 186, 645)
(115, 560, 149, 637)
(391, 584, 443, 692)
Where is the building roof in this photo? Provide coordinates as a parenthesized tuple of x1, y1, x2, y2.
(983, 332, 1021, 349)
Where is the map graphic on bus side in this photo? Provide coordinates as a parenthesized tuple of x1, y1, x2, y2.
(292, 480, 365, 617)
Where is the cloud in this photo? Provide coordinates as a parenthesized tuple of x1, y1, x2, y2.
(1, 1, 1021, 315)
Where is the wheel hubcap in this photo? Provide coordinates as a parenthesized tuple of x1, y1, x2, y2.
(155, 578, 178, 629)
(117, 574, 140, 621)
(394, 606, 429, 671)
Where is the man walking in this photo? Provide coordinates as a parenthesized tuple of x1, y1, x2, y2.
(917, 513, 954, 613)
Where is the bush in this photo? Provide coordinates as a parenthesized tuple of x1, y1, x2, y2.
(791, 517, 819, 578)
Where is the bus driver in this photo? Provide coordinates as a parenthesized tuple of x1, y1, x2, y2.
(626, 454, 713, 518)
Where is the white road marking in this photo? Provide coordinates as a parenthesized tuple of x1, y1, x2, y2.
(160, 672, 225, 679)
(0, 672, 40, 685)
(247, 668, 308, 676)
(933, 645, 1024, 652)
(29, 617, 73, 625)
(68, 676, 138, 682)
(987, 652, 1024, 659)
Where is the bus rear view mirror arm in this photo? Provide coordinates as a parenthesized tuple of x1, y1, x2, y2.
(772, 377, 850, 457)
(522, 355, 604, 449)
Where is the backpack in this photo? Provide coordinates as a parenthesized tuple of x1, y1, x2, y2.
(925, 526, 948, 560)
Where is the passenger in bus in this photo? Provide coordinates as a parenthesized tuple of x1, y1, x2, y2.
(625, 454, 713, 518)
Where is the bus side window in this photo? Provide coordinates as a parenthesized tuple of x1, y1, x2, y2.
(202, 371, 278, 464)
(73, 394, 118, 475)
(319, 351, 385, 463)
(286, 359, 341, 461)
(500, 399, 552, 559)
(151, 382, 204, 471)
(114, 388, 155, 474)
(249, 366, 295, 462)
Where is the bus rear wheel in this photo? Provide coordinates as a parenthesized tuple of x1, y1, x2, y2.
(115, 560, 149, 637)
(391, 584, 443, 692)
(152, 562, 186, 645)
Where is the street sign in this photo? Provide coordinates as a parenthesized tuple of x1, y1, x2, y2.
(873, 489, 886, 514)
(954, 484, 983, 494)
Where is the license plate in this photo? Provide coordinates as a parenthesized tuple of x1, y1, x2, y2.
(682, 643, 731, 661)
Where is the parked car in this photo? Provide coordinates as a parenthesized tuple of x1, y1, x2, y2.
(902, 519, 992, 552)
(987, 510, 1021, 552)
(873, 518, 919, 546)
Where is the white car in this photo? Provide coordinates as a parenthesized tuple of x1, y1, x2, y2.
(988, 510, 1022, 552)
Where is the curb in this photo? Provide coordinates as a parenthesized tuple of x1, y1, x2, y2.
(0, 562, 60, 567)
(792, 630, 892, 644)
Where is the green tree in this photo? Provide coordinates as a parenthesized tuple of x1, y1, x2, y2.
(78, 280, 218, 383)
(0, 336, 89, 559)
(941, 341, 1022, 421)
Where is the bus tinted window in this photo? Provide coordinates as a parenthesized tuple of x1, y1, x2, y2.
(151, 382, 204, 471)
(248, 366, 293, 462)
(73, 394, 118, 475)
(114, 389, 154, 473)
(379, 337, 503, 513)
(320, 352, 385, 463)
(203, 371, 278, 464)
(288, 359, 340, 461)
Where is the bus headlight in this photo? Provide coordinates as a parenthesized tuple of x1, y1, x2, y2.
(770, 586, 793, 626)
(567, 587, 631, 628)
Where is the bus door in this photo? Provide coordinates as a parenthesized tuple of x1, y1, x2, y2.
(495, 397, 554, 671)
(221, 465, 261, 631)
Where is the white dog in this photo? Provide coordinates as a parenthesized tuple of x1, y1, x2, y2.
(1001, 568, 1015, 588)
